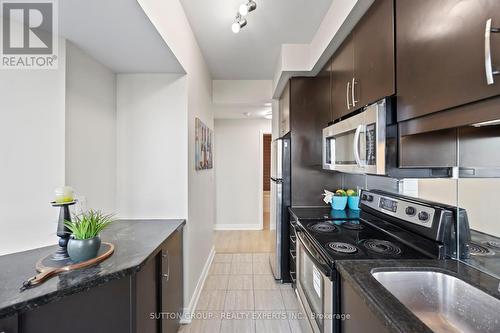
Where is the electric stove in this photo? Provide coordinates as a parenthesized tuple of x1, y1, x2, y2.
(290, 189, 471, 333)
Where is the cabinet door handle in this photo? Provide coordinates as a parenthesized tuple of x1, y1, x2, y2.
(162, 250, 170, 281)
(485, 18, 500, 85)
(352, 77, 359, 106)
(346, 81, 351, 110)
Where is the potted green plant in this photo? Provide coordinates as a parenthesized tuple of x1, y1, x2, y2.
(64, 210, 115, 263)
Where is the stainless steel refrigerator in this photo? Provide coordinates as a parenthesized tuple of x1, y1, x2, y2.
(269, 134, 291, 281)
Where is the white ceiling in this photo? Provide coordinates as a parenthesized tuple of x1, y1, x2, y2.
(213, 104, 272, 119)
(59, 0, 184, 73)
(180, 0, 333, 79)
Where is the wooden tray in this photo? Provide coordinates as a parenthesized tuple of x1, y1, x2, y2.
(22, 242, 114, 289)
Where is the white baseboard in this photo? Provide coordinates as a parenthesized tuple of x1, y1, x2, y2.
(214, 223, 262, 230)
(180, 246, 215, 324)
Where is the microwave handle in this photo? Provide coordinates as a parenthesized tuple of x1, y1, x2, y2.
(353, 125, 364, 167)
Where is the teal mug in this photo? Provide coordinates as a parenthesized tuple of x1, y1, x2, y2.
(331, 196, 348, 210)
(348, 196, 360, 210)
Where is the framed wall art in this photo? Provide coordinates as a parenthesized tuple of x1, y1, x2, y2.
(195, 118, 213, 170)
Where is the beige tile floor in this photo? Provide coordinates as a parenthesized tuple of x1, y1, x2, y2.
(214, 231, 273, 253)
(178, 252, 305, 333)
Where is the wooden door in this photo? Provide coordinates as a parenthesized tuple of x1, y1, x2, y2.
(161, 228, 183, 333)
(331, 34, 355, 120)
(263, 134, 272, 191)
(397, 0, 500, 122)
(353, 0, 395, 108)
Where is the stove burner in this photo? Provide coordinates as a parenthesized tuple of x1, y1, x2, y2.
(327, 242, 358, 254)
(362, 239, 402, 256)
(308, 222, 338, 233)
(470, 243, 495, 256)
(486, 241, 500, 249)
(341, 221, 365, 230)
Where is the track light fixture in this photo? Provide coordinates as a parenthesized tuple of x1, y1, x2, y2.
(239, 0, 257, 16)
(231, 14, 247, 34)
(231, 1, 256, 33)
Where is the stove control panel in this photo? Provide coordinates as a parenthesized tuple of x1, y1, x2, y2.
(360, 191, 435, 229)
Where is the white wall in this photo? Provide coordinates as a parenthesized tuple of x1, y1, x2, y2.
(212, 80, 273, 119)
(136, 0, 215, 313)
(212, 80, 272, 105)
(214, 119, 272, 230)
(65, 41, 117, 213)
(272, 0, 375, 97)
(0, 39, 66, 255)
(116, 74, 188, 219)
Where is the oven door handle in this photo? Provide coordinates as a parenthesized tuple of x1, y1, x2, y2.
(353, 124, 365, 167)
(297, 232, 331, 276)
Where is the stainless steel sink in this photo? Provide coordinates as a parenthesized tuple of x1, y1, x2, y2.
(372, 270, 500, 333)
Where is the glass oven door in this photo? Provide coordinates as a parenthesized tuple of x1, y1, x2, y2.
(298, 243, 324, 330)
(296, 232, 334, 333)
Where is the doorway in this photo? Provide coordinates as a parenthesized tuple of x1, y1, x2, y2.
(263, 134, 272, 229)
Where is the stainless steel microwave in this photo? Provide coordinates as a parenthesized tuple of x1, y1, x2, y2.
(323, 99, 387, 175)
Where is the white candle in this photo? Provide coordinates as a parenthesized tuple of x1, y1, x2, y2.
(55, 186, 74, 203)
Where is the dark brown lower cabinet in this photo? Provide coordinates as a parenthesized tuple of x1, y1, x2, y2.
(16, 227, 183, 333)
(20, 277, 132, 333)
(0, 314, 18, 333)
(341, 278, 389, 333)
(160, 228, 183, 333)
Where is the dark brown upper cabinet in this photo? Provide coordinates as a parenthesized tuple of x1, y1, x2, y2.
(289, 75, 341, 206)
(331, 34, 355, 120)
(396, 0, 500, 122)
(353, 0, 395, 109)
(331, 0, 395, 122)
(279, 81, 290, 137)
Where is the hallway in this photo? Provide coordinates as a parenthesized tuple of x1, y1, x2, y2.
(177, 252, 305, 333)
(214, 230, 273, 253)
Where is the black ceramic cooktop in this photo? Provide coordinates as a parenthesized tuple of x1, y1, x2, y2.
(298, 218, 431, 266)
(466, 230, 500, 279)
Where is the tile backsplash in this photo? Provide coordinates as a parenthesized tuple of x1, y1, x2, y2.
(339, 173, 500, 237)
(419, 178, 500, 237)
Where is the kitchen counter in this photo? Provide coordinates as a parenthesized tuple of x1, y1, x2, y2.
(0, 219, 185, 319)
(336, 259, 500, 333)
(289, 206, 360, 221)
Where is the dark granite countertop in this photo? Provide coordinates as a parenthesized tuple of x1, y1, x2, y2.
(0, 219, 185, 319)
(289, 206, 360, 221)
(336, 259, 500, 333)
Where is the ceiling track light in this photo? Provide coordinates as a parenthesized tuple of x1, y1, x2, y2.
(239, 1, 257, 16)
(231, 13, 247, 34)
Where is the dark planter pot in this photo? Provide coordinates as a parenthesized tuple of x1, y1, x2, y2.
(67, 236, 101, 263)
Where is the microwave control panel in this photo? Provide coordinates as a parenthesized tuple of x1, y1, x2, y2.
(365, 123, 376, 165)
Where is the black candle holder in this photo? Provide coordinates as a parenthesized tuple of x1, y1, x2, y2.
(50, 200, 76, 261)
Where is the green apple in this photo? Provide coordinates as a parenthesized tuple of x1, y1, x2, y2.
(335, 189, 347, 197)
(346, 189, 357, 196)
